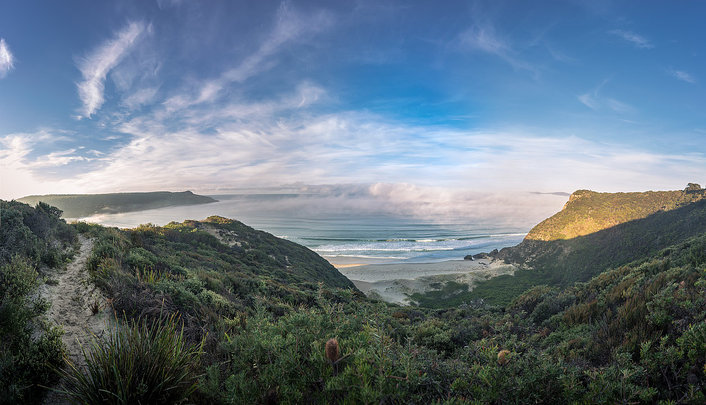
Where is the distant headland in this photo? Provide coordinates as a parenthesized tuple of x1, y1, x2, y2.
(16, 191, 217, 219)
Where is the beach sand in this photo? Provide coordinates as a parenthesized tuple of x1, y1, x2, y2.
(336, 259, 517, 305)
(325, 255, 403, 268)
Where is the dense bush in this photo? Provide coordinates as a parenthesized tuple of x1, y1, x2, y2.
(0, 257, 64, 404)
(4, 199, 706, 403)
(0, 200, 76, 268)
(0, 201, 74, 403)
(73, 216, 706, 403)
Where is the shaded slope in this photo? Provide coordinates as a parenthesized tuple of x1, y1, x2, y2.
(17, 191, 216, 218)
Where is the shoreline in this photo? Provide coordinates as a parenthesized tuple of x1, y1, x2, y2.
(324, 255, 405, 269)
(335, 258, 517, 305)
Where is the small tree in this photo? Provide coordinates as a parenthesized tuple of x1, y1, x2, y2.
(685, 183, 702, 193)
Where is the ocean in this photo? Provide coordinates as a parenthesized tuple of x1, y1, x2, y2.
(78, 193, 533, 265)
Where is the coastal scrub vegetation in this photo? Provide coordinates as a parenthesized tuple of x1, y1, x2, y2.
(469, 188, 706, 306)
(1, 199, 705, 403)
(525, 186, 706, 242)
(0, 200, 75, 404)
(57, 314, 202, 405)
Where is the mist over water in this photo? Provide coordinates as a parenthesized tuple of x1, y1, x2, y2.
(78, 191, 565, 264)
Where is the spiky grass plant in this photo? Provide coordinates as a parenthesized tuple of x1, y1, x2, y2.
(57, 314, 202, 404)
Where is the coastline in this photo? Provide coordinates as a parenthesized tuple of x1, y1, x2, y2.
(323, 255, 404, 269)
(334, 258, 517, 305)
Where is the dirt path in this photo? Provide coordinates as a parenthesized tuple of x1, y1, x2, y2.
(42, 235, 113, 404)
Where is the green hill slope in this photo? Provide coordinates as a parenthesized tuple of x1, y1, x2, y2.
(17, 191, 217, 218)
(469, 184, 706, 305)
(526, 184, 706, 241)
(80, 215, 357, 325)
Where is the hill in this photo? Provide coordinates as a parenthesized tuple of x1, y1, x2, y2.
(525, 183, 706, 241)
(3, 198, 705, 403)
(16, 191, 217, 218)
(467, 184, 706, 305)
(76, 215, 357, 328)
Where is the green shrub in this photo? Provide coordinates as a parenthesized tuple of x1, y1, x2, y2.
(57, 315, 202, 404)
(0, 256, 64, 404)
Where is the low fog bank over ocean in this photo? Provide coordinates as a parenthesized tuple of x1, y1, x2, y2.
(76, 188, 568, 265)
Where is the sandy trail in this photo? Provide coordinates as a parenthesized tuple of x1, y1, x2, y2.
(42, 235, 113, 404)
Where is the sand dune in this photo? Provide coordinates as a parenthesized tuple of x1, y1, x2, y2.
(337, 259, 517, 305)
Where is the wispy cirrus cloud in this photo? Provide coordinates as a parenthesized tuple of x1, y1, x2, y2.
(121, 86, 159, 109)
(579, 94, 635, 114)
(0, 38, 14, 78)
(459, 24, 537, 76)
(578, 80, 635, 114)
(163, 3, 334, 112)
(76, 21, 148, 119)
(609, 29, 653, 49)
(577, 93, 599, 110)
(668, 69, 696, 84)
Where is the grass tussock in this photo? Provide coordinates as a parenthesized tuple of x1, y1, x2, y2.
(57, 314, 202, 405)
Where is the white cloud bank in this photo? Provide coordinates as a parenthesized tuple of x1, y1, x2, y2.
(0, 38, 14, 78)
(4, 109, 705, 201)
(76, 21, 147, 118)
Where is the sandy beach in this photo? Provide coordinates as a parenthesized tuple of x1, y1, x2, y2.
(336, 259, 517, 305)
(324, 255, 405, 268)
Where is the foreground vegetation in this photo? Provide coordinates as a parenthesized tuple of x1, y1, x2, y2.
(0, 200, 75, 404)
(58, 314, 202, 404)
(1, 197, 705, 403)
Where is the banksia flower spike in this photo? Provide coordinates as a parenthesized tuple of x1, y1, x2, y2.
(325, 338, 340, 363)
(497, 349, 511, 366)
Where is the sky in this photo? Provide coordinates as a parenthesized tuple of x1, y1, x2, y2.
(1, 0, 705, 206)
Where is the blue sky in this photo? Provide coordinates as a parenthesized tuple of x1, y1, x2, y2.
(1, 0, 705, 204)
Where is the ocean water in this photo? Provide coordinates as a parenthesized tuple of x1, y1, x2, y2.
(79, 194, 529, 264)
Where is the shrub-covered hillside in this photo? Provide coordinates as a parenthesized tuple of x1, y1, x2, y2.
(0, 200, 76, 403)
(469, 188, 706, 306)
(3, 200, 706, 403)
(73, 208, 706, 404)
(78, 215, 356, 330)
(525, 184, 706, 241)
